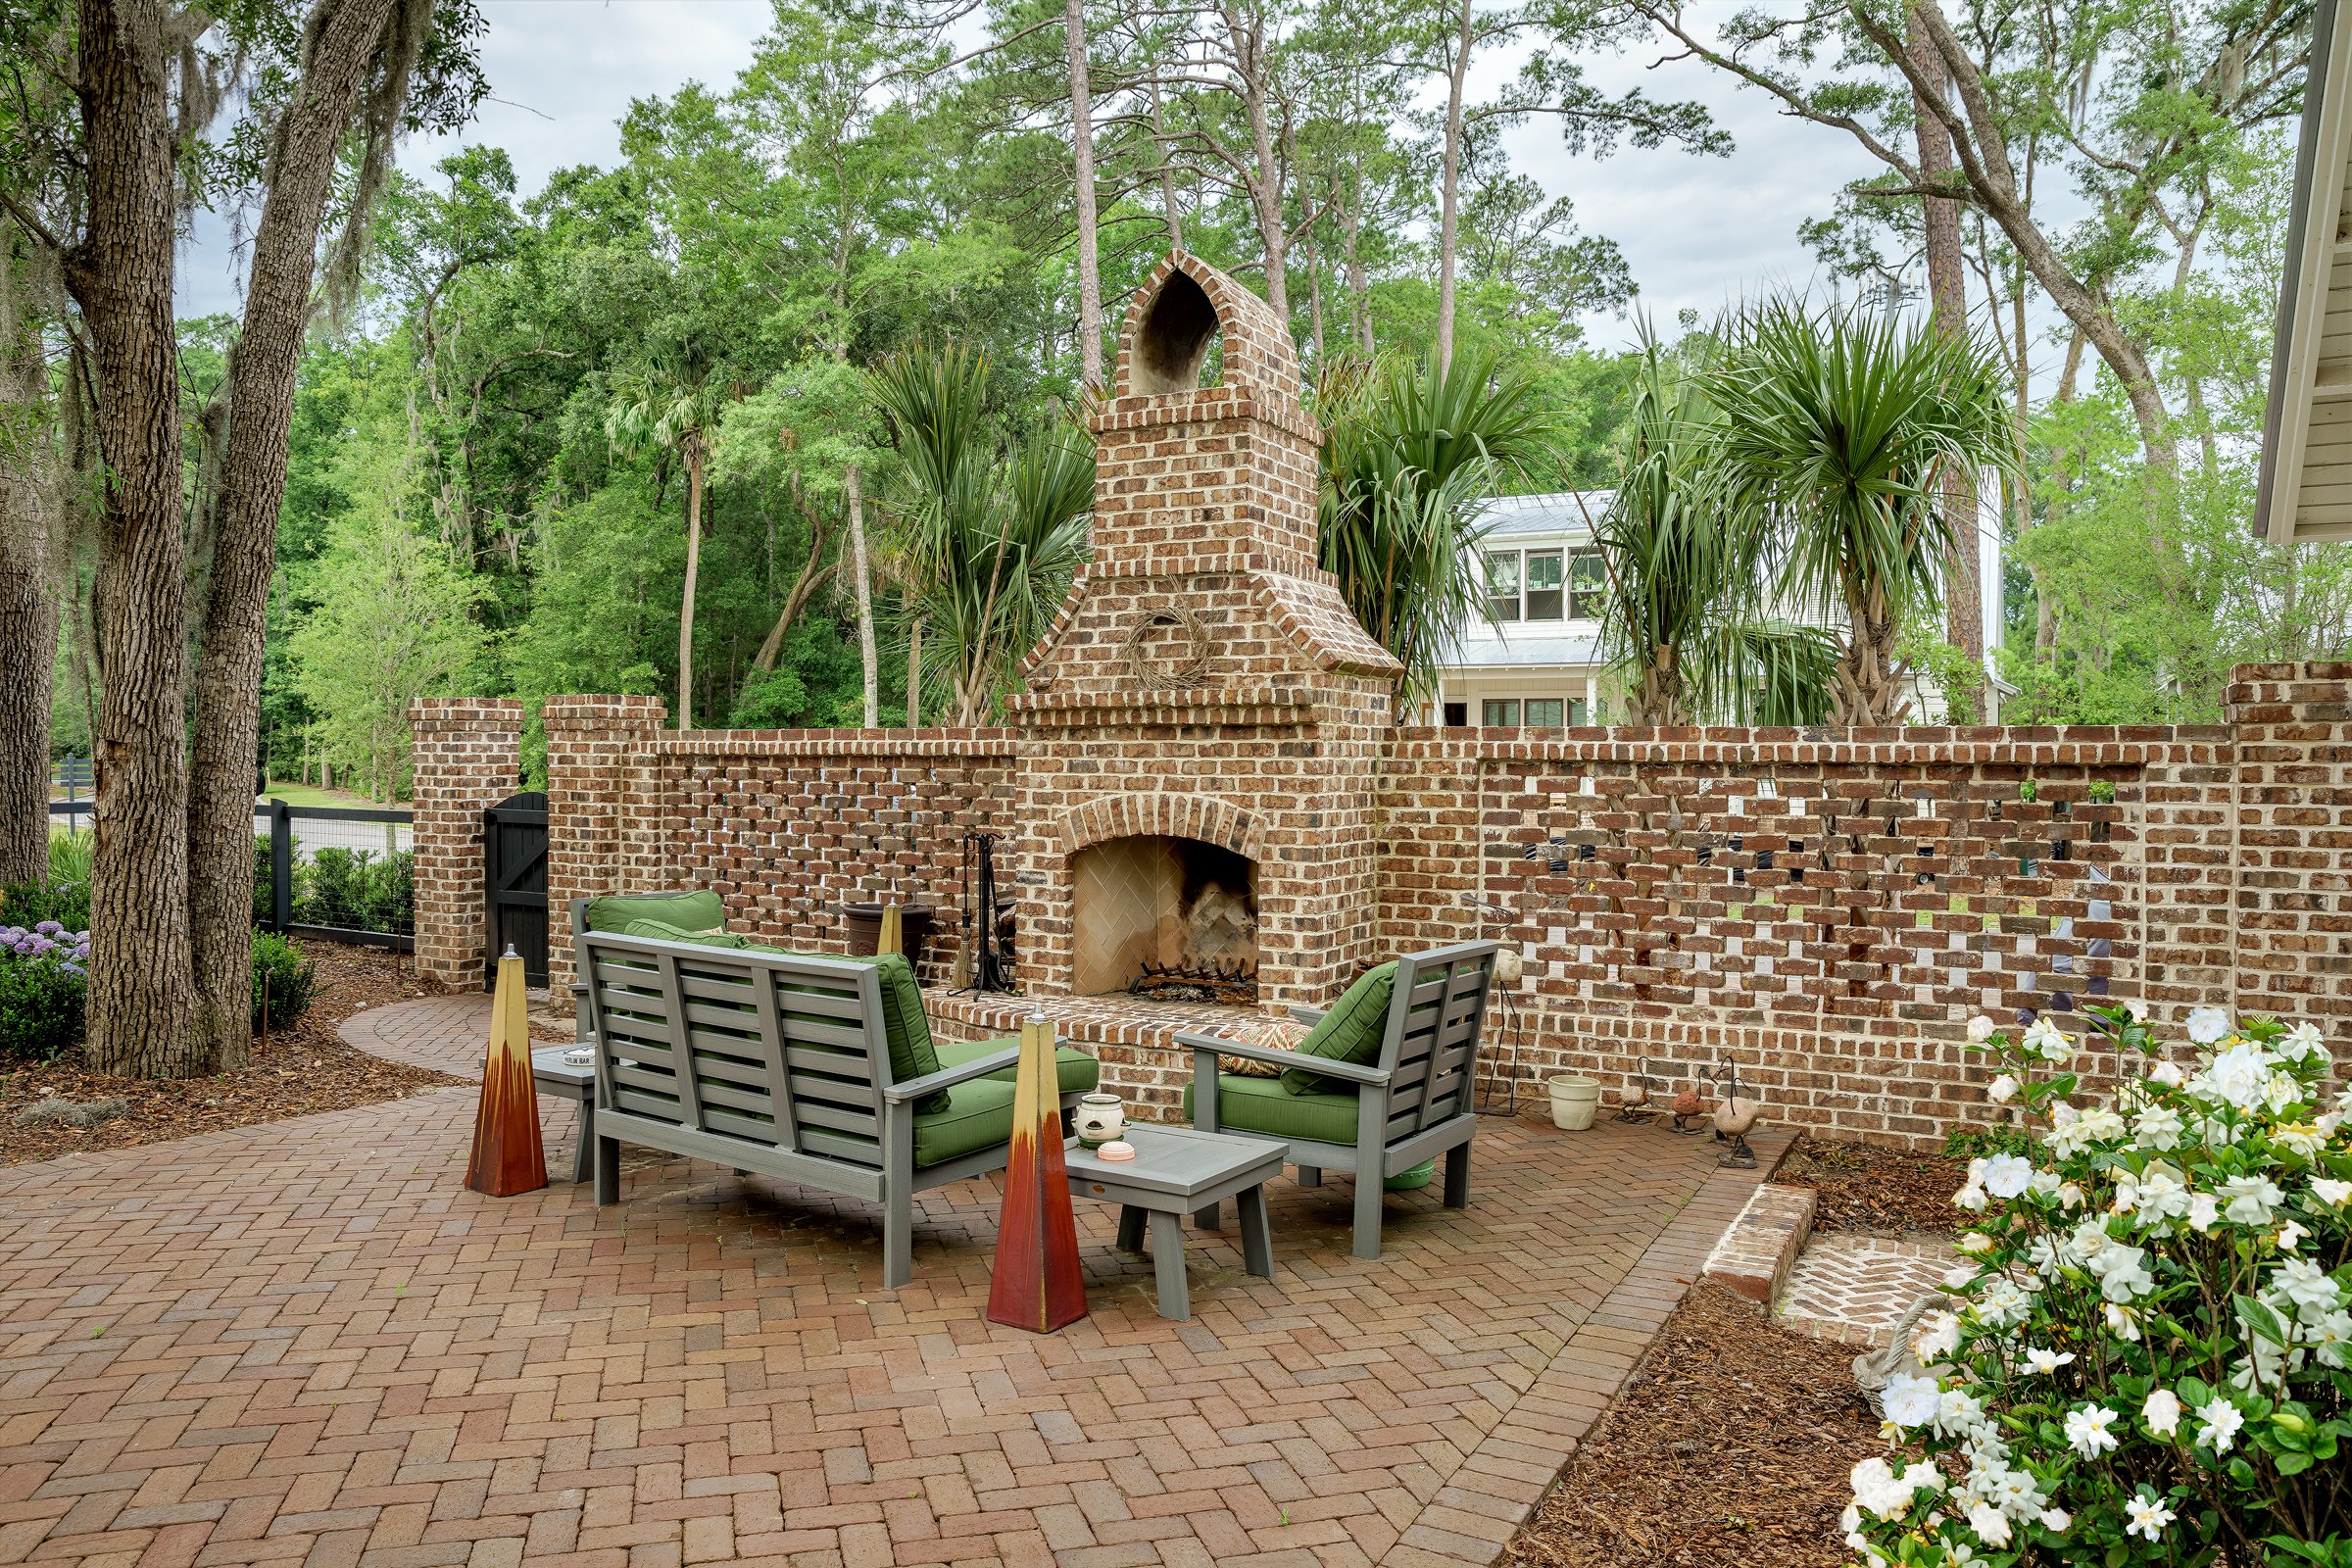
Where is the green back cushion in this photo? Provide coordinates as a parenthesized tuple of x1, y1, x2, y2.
(586, 891, 727, 935)
(617, 917, 755, 950)
(1280, 962, 1399, 1094)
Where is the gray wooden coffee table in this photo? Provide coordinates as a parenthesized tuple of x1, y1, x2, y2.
(1061, 1124, 1287, 1319)
(530, 1046, 598, 1183)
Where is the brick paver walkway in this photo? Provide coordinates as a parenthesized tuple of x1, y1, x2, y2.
(1776, 1234, 1954, 1348)
(0, 997, 1786, 1568)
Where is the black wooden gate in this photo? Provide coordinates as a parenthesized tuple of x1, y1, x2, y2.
(483, 791, 549, 988)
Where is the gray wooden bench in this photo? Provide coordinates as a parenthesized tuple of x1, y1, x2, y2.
(576, 926, 1031, 1288)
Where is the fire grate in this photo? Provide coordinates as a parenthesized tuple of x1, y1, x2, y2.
(1129, 960, 1258, 1006)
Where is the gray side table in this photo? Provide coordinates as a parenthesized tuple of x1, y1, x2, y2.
(1061, 1124, 1288, 1319)
(530, 1046, 598, 1184)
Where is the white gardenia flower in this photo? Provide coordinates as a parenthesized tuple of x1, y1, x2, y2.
(2306, 1309, 2352, 1369)
(1982, 1153, 2033, 1199)
(2195, 1397, 2245, 1452)
(1954, 1184, 1989, 1213)
(2219, 1174, 2284, 1226)
(2039, 1507, 2072, 1531)
(2058, 1181, 2085, 1209)
(2147, 1060, 2185, 1088)
(2105, 1301, 2143, 1341)
(2142, 1387, 2181, 1436)
(1981, 1464, 2044, 1520)
(1850, 1456, 1923, 1518)
(2030, 1170, 2062, 1197)
(1881, 1372, 1941, 1429)
(1967, 1014, 1998, 1043)
(2063, 1404, 2121, 1458)
(2314, 1177, 2352, 1207)
(2278, 1220, 2309, 1250)
(2279, 1021, 2325, 1062)
(2125, 1491, 2177, 1543)
(2048, 1103, 2126, 1157)
(2132, 1104, 2183, 1152)
(2275, 1258, 2343, 1314)
(1943, 1264, 1981, 1290)
(2025, 1018, 2074, 1062)
(2187, 1192, 2221, 1233)
(2022, 1347, 2075, 1374)
(2091, 1242, 2157, 1302)
(1967, 1502, 2013, 1546)
(1957, 1229, 1995, 1254)
(2274, 1121, 2327, 1158)
(2186, 1005, 2231, 1045)
(1912, 1311, 1962, 1361)
(1974, 1280, 2032, 1328)
(1986, 1072, 2019, 1104)
(1936, 1385, 1990, 1439)
(2192, 1042, 2276, 1110)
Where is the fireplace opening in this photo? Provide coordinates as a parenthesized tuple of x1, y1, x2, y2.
(1070, 834, 1257, 1003)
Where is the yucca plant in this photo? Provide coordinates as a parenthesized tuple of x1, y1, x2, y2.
(1592, 332, 1839, 727)
(1705, 297, 2015, 724)
(1317, 348, 1555, 711)
(867, 342, 1092, 725)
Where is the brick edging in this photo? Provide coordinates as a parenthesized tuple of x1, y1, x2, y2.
(1378, 1130, 1796, 1568)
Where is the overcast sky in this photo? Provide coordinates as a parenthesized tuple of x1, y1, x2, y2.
(174, 0, 1886, 349)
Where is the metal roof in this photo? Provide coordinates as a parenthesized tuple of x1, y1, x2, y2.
(1472, 491, 1613, 538)
(2256, 0, 2352, 546)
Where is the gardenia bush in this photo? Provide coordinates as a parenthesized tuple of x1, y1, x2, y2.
(1845, 1005, 2349, 1565)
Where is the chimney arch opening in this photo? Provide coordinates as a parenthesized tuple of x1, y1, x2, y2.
(1131, 270, 1223, 395)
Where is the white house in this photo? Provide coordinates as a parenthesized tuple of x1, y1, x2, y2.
(1428, 492, 1615, 728)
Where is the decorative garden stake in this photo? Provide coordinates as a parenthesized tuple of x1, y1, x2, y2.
(466, 945, 547, 1197)
(987, 1013, 1088, 1333)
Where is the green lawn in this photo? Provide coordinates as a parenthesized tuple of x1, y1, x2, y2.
(260, 781, 395, 809)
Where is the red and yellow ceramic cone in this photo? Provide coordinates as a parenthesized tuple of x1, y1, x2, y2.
(987, 1013, 1088, 1333)
(466, 945, 547, 1197)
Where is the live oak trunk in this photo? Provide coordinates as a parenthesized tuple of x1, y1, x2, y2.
(1909, 5, 1982, 711)
(188, 0, 408, 1068)
(1065, 0, 1103, 391)
(63, 0, 207, 1077)
(0, 252, 57, 887)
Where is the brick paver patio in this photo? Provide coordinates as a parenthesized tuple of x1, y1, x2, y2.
(0, 996, 1786, 1568)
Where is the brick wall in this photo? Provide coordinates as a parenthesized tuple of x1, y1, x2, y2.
(406, 699, 523, 988)
(2227, 662, 2352, 1038)
(543, 695, 666, 995)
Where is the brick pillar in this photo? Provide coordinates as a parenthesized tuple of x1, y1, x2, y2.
(408, 699, 524, 989)
(2227, 661, 2352, 1037)
(545, 695, 665, 994)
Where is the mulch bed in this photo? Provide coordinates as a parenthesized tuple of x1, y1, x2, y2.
(1774, 1135, 1967, 1235)
(1, 942, 466, 1168)
(1503, 1285, 1883, 1568)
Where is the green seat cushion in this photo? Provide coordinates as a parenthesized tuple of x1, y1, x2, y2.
(586, 891, 727, 935)
(833, 952, 946, 1108)
(1183, 1073, 1364, 1144)
(934, 1037, 1101, 1097)
(617, 917, 757, 950)
(1279, 962, 1398, 1094)
(912, 1078, 1019, 1167)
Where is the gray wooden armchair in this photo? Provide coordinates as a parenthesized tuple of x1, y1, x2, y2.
(577, 923, 1033, 1288)
(1176, 940, 1499, 1259)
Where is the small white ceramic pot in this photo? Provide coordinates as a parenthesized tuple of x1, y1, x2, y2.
(1074, 1093, 1126, 1147)
(1548, 1076, 1601, 1132)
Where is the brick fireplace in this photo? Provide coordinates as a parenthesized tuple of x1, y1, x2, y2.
(999, 252, 1401, 1013)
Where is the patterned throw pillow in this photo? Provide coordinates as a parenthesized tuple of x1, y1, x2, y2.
(1219, 1016, 1309, 1077)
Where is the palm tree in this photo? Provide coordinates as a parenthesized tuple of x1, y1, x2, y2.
(1591, 331, 1840, 726)
(867, 342, 1093, 724)
(1317, 348, 1553, 712)
(1705, 298, 2015, 724)
(606, 340, 727, 729)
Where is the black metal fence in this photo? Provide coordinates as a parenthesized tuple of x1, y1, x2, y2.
(48, 798, 416, 951)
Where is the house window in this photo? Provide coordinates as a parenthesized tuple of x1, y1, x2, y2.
(1525, 698, 1565, 729)
(1442, 702, 1468, 727)
(1524, 551, 1564, 620)
(1569, 550, 1605, 619)
(1484, 551, 1522, 621)
(1567, 698, 1591, 726)
(1483, 698, 1520, 726)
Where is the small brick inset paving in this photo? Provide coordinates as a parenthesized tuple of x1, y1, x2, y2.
(1775, 1234, 1956, 1348)
(0, 997, 1786, 1568)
